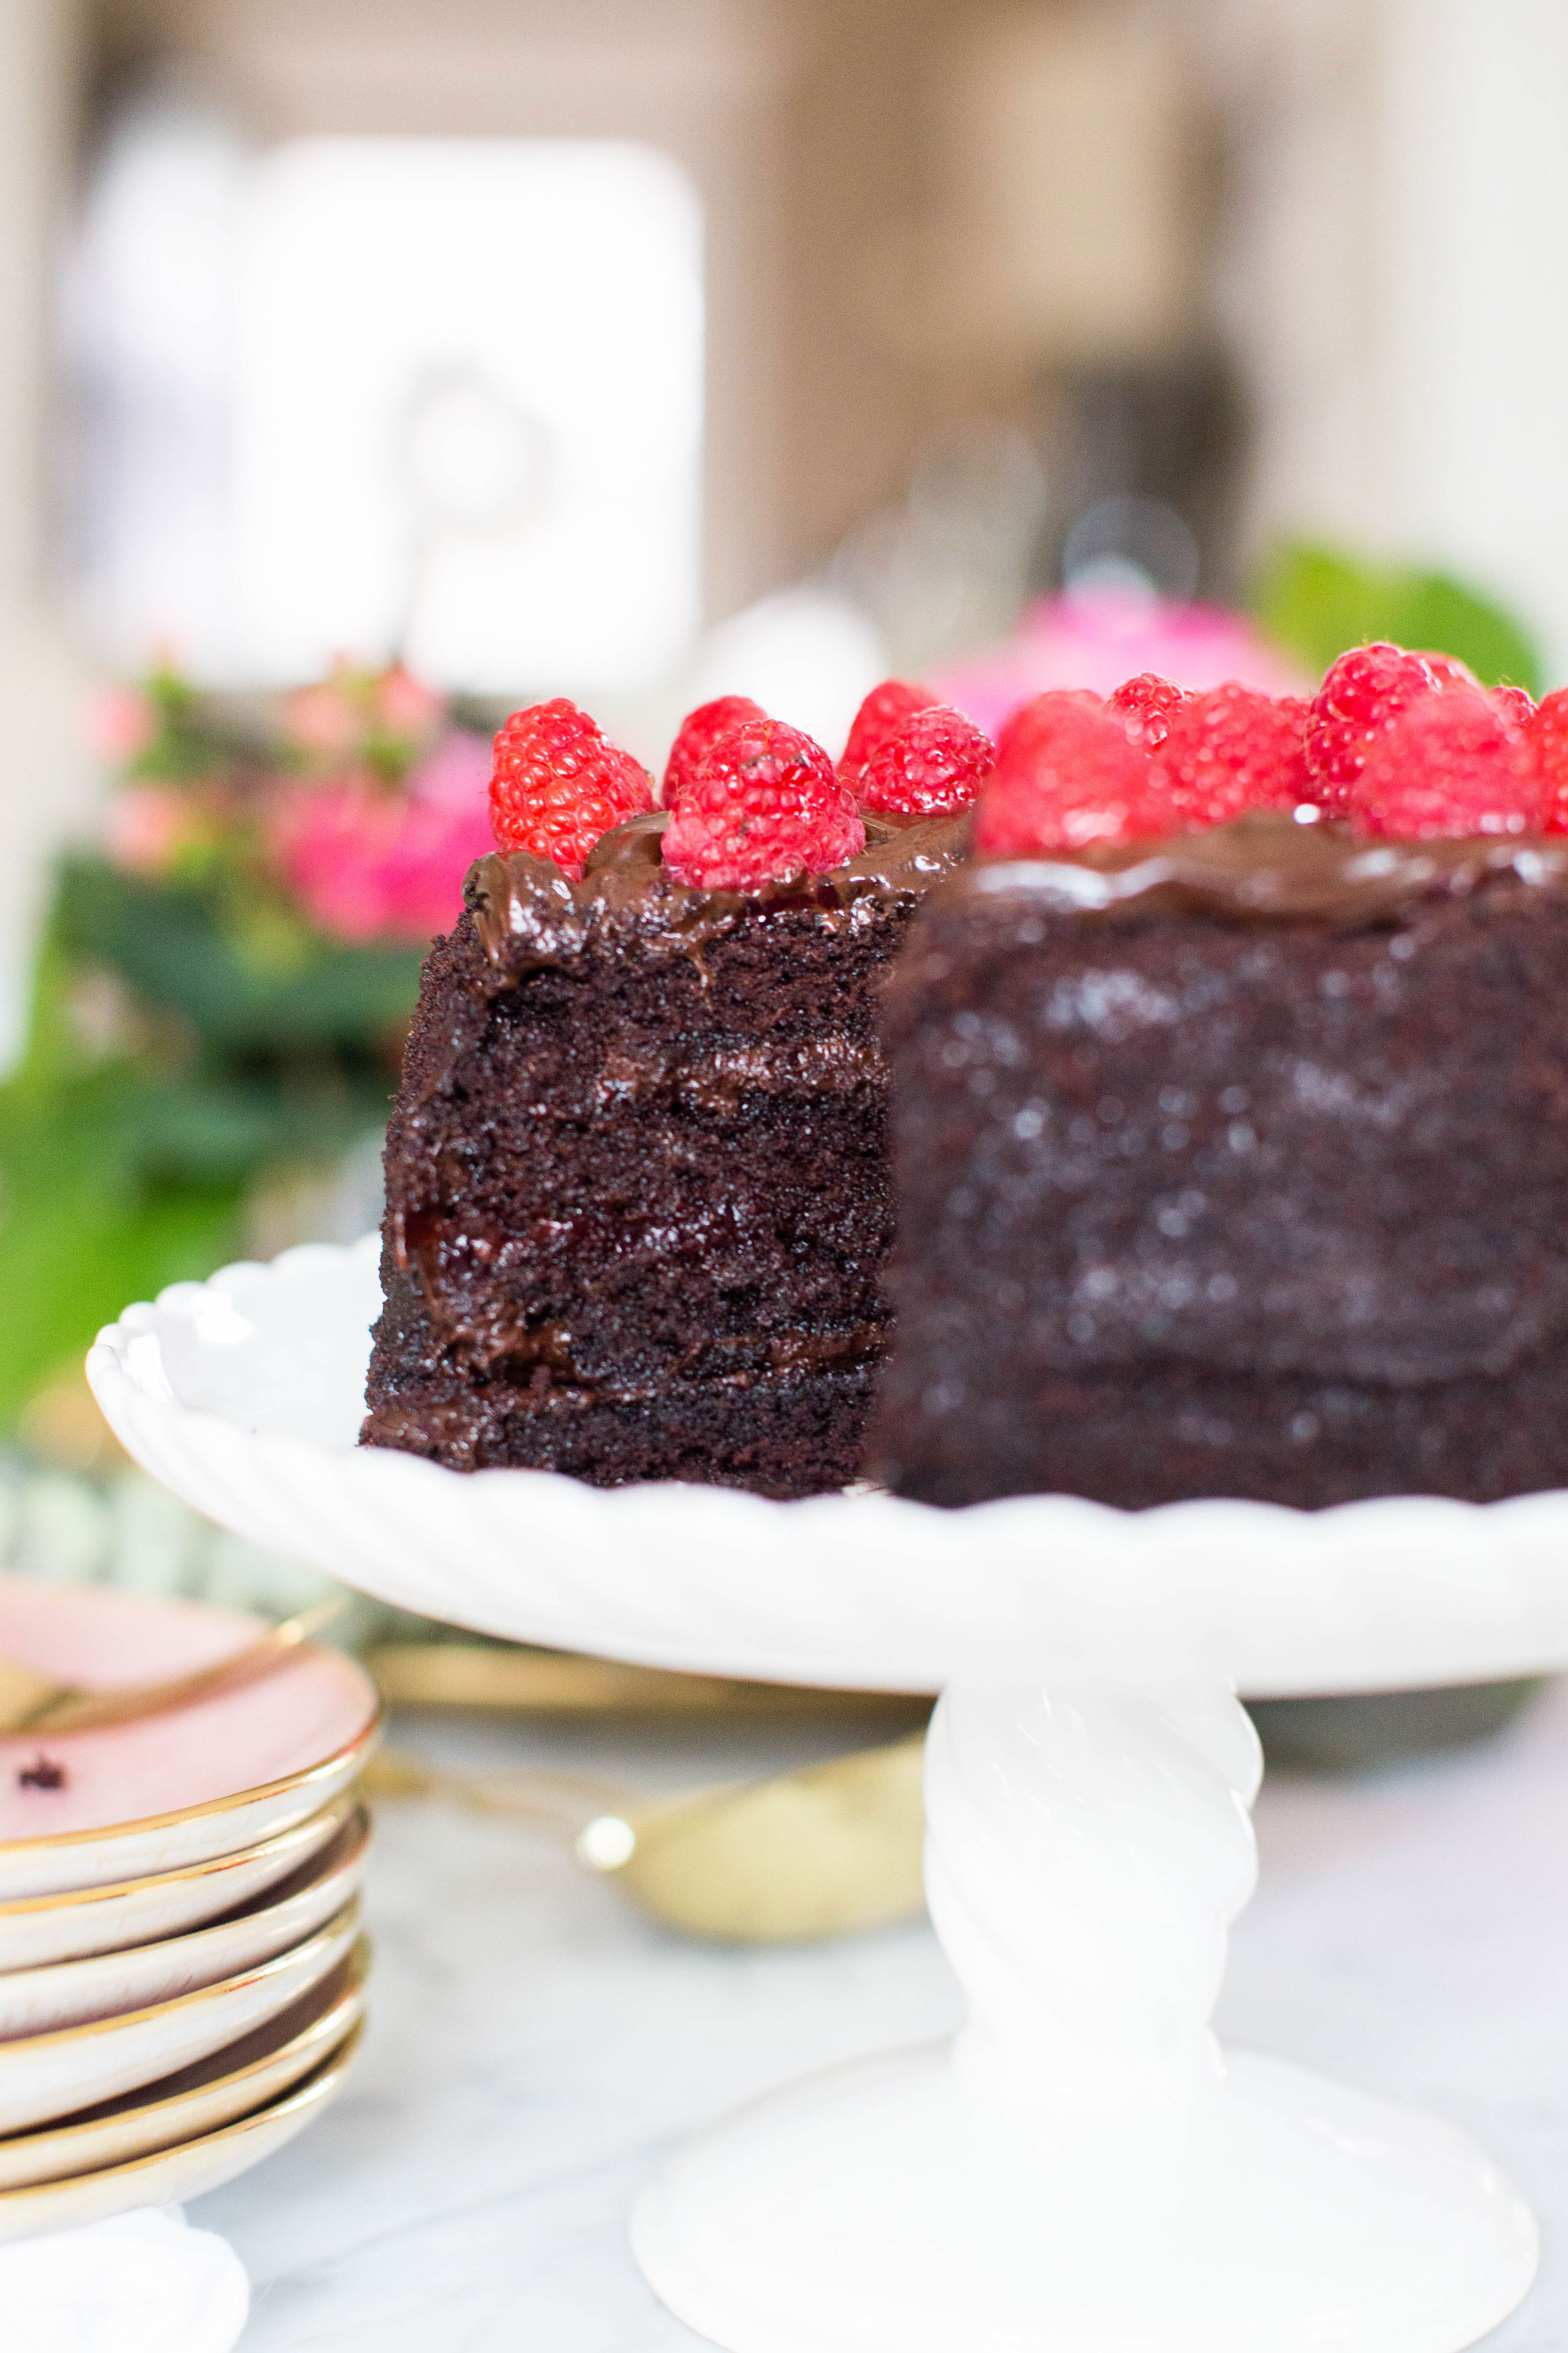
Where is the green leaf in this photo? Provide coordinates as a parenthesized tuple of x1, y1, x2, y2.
(55, 859, 425, 1053)
(1252, 541, 1543, 695)
(0, 1095, 246, 1428)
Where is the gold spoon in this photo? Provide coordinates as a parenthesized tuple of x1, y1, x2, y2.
(367, 1640, 932, 1729)
(359, 1731, 928, 1944)
(0, 1596, 350, 1737)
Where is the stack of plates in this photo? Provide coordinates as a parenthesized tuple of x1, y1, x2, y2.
(0, 1577, 380, 2241)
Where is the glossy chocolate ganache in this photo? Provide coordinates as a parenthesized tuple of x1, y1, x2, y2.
(466, 806, 971, 973)
(364, 806, 970, 1494)
(952, 807, 1568, 928)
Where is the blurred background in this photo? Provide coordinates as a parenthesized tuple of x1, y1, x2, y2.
(0, 0, 1566, 1611)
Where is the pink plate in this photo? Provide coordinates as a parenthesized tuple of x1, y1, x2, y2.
(0, 1581, 379, 1900)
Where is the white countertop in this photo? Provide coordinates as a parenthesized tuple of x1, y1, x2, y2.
(198, 1683, 1568, 2351)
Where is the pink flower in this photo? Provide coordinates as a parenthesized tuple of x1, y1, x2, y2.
(87, 687, 157, 766)
(104, 785, 196, 878)
(284, 679, 360, 758)
(274, 733, 493, 943)
(406, 728, 491, 812)
(375, 665, 444, 738)
(932, 589, 1310, 743)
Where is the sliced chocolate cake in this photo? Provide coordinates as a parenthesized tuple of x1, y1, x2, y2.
(363, 808, 966, 1493)
(868, 815, 1568, 1509)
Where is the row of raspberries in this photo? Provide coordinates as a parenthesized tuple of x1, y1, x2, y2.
(487, 645, 1568, 889)
(488, 681, 991, 887)
(974, 649, 1568, 857)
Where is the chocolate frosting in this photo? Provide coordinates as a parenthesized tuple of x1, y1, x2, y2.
(956, 810, 1568, 928)
(465, 808, 972, 972)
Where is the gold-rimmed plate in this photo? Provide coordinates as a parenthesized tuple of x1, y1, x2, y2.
(0, 1580, 380, 1903)
(0, 1789, 355, 1974)
(0, 2015, 366, 2242)
(0, 1806, 369, 2041)
(0, 1899, 358, 2136)
(0, 1939, 368, 2193)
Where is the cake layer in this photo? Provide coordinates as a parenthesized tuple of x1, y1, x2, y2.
(365, 1258, 875, 1493)
(869, 815, 1568, 1509)
(364, 810, 966, 1493)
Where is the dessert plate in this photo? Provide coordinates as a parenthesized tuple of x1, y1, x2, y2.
(88, 1240, 1568, 2353)
(0, 2019, 363, 2244)
(0, 1940, 368, 2192)
(0, 1579, 380, 1900)
(0, 1790, 353, 1975)
(0, 1901, 357, 2136)
(0, 1805, 368, 2040)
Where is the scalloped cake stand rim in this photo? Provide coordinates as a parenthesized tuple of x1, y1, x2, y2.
(83, 1237, 1568, 1700)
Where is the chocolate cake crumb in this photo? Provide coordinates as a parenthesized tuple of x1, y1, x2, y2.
(18, 1754, 66, 1790)
(363, 808, 967, 1494)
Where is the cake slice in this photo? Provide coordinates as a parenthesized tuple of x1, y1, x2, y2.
(869, 655, 1568, 1510)
(869, 815, 1568, 1508)
(362, 685, 976, 1494)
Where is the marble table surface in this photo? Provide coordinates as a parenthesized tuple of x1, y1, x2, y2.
(196, 1681, 1568, 2351)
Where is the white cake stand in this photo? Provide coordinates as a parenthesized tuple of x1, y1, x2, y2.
(89, 1235, 1568, 2353)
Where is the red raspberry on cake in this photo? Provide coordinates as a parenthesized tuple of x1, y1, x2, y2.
(1492, 684, 1537, 732)
(994, 688, 1103, 768)
(1423, 653, 1481, 691)
(661, 695, 766, 810)
(857, 704, 994, 819)
(839, 679, 939, 791)
(1303, 643, 1491, 815)
(1348, 682, 1535, 838)
(1525, 688, 1568, 831)
(974, 697, 1169, 857)
(490, 699, 653, 880)
(1106, 672, 1187, 749)
(1151, 683, 1311, 826)
(662, 716, 864, 889)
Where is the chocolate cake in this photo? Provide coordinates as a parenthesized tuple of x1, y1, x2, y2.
(868, 813, 1568, 1510)
(363, 809, 966, 1494)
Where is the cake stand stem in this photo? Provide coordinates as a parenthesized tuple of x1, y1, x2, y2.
(634, 1677, 1538, 2353)
(926, 1679, 1261, 2118)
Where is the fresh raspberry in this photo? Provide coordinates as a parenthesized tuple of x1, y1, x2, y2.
(490, 699, 653, 878)
(1525, 688, 1568, 831)
(661, 695, 766, 810)
(973, 699, 1170, 858)
(1422, 652, 1481, 691)
(661, 717, 864, 889)
(1106, 672, 1187, 749)
(1491, 683, 1536, 731)
(1150, 684, 1310, 826)
(1349, 684, 1535, 838)
(994, 689, 1104, 768)
(857, 704, 994, 818)
(1305, 643, 1448, 815)
(839, 679, 939, 789)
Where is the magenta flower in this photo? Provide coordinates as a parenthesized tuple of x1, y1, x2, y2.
(274, 732, 493, 944)
(932, 590, 1310, 742)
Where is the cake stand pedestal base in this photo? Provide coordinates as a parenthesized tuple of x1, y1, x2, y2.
(634, 2042, 1535, 2353)
(635, 1679, 1537, 2353)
